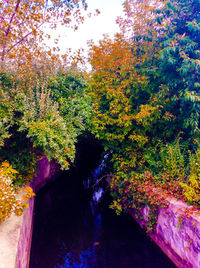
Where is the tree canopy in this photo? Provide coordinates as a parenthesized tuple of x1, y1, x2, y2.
(0, 0, 87, 76)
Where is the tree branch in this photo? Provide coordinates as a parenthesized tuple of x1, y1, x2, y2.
(6, 22, 44, 55)
(1, 0, 22, 61)
(92, 174, 114, 188)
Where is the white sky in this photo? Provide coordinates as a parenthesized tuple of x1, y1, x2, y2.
(50, 0, 124, 55)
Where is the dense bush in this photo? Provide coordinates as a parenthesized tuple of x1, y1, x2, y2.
(0, 70, 92, 184)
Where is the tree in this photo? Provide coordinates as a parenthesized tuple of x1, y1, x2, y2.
(88, 0, 164, 173)
(0, 0, 87, 74)
(88, 0, 200, 218)
(159, 0, 200, 140)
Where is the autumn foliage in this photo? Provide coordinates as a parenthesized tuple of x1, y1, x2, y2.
(88, 0, 200, 226)
(1, 0, 200, 227)
(0, 0, 87, 79)
(0, 162, 35, 224)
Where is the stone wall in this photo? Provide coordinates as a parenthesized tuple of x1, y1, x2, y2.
(0, 157, 60, 268)
(130, 198, 200, 268)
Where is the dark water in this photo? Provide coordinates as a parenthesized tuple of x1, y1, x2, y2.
(30, 140, 176, 268)
(29, 172, 176, 268)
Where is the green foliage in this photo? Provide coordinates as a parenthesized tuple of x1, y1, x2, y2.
(48, 71, 93, 136)
(19, 87, 76, 170)
(159, 140, 186, 181)
(0, 69, 92, 186)
(0, 74, 15, 146)
(159, 0, 200, 139)
(180, 145, 200, 205)
(0, 132, 37, 186)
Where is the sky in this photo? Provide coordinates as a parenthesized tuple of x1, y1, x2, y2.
(50, 0, 125, 55)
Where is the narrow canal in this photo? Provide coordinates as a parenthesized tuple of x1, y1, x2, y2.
(29, 138, 176, 268)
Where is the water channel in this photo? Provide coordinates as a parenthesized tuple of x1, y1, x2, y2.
(30, 139, 176, 268)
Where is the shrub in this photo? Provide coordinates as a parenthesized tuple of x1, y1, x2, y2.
(0, 162, 35, 224)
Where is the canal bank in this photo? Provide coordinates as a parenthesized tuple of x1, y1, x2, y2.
(1, 138, 200, 267)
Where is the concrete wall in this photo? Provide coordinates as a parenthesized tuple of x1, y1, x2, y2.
(0, 157, 60, 268)
(131, 198, 200, 268)
(14, 193, 35, 268)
